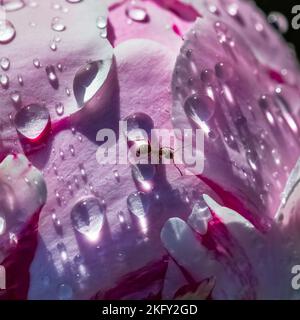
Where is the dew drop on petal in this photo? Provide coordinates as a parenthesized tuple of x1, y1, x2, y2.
(51, 17, 66, 32)
(55, 102, 64, 116)
(184, 94, 215, 124)
(73, 60, 111, 107)
(127, 191, 150, 217)
(33, 58, 41, 68)
(268, 11, 288, 34)
(187, 199, 212, 235)
(70, 197, 105, 241)
(125, 4, 148, 22)
(0, 57, 10, 71)
(1, 0, 25, 12)
(96, 16, 107, 29)
(14, 103, 50, 141)
(0, 74, 9, 89)
(0, 216, 6, 235)
(57, 283, 73, 300)
(0, 19, 16, 44)
(66, 0, 82, 3)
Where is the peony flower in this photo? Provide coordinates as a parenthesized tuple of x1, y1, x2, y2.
(0, 0, 300, 300)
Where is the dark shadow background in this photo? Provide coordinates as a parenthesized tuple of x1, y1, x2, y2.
(255, 0, 300, 59)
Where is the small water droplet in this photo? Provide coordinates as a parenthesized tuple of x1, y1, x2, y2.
(0, 216, 6, 235)
(0, 57, 10, 71)
(215, 61, 233, 80)
(96, 16, 107, 29)
(10, 91, 21, 107)
(55, 102, 64, 116)
(58, 283, 73, 300)
(51, 17, 66, 32)
(126, 4, 148, 22)
(46, 65, 59, 89)
(17, 74, 24, 85)
(14, 104, 50, 141)
(66, 0, 82, 3)
(0, 19, 16, 44)
(0, 74, 9, 89)
(71, 197, 105, 241)
(33, 58, 41, 68)
(69, 144, 75, 156)
(127, 191, 150, 217)
(57, 63, 63, 72)
(49, 40, 57, 51)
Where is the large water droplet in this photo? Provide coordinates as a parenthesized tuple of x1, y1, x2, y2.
(2, 0, 25, 11)
(14, 104, 51, 141)
(0, 19, 16, 44)
(73, 60, 111, 107)
(71, 197, 105, 241)
(127, 191, 150, 217)
(126, 4, 148, 22)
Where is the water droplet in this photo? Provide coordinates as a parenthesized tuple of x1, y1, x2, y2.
(215, 61, 233, 80)
(46, 65, 59, 89)
(66, 0, 82, 3)
(201, 69, 214, 84)
(71, 197, 105, 241)
(79, 163, 87, 181)
(49, 40, 57, 51)
(126, 4, 148, 22)
(57, 63, 63, 72)
(0, 74, 9, 89)
(17, 74, 24, 86)
(188, 199, 212, 235)
(58, 283, 73, 300)
(55, 102, 64, 116)
(1, 0, 25, 12)
(33, 58, 41, 68)
(268, 12, 288, 33)
(10, 91, 21, 107)
(184, 94, 215, 124)
(14, 104, 50, 141)
(51, 17, 66, 32)
(132, 164, 156, 191)
(125, 112, 154, 142)
(69, 144, 75, 156)
(96, 16, 107, 29)
(127, 191, 150, 217)
(113, 169, 120, 182)
(0, 57, 10, 71)
(73, 60, 111, 107)
(0, 19, 16, 44)
(0, 216, 6, 235)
